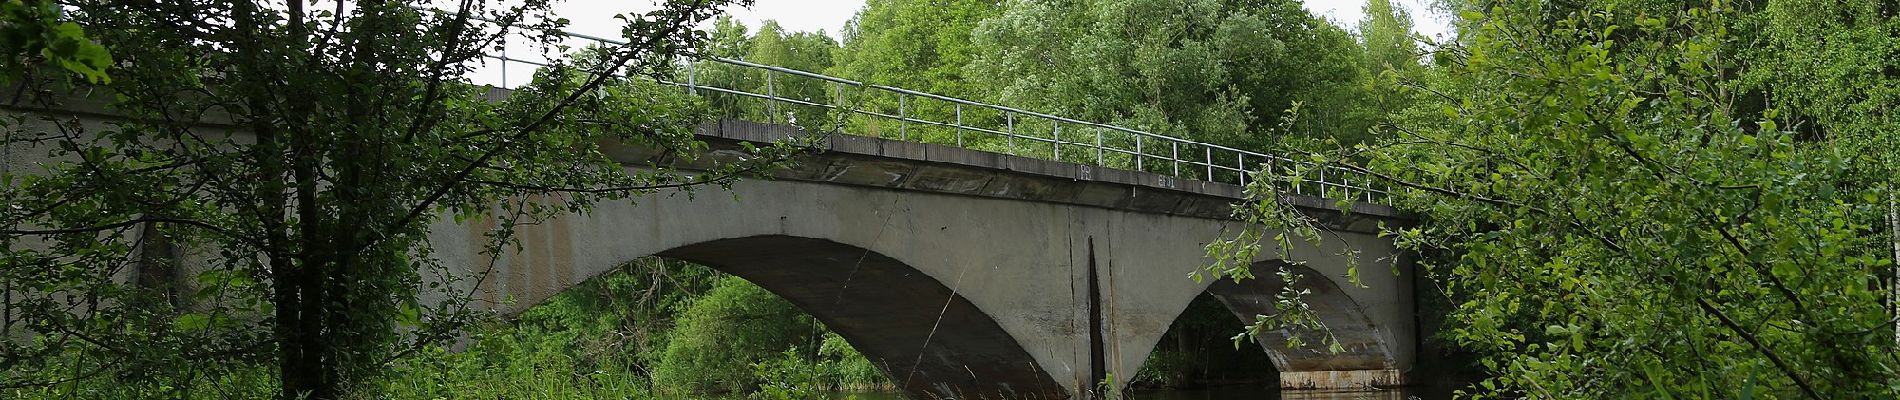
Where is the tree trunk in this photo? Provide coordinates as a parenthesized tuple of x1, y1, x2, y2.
(1889, 192, 1897, 346)
(134, 222, 180, 309)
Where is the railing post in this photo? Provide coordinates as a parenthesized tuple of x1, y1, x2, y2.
(955, 104, 963, 147)
(686, 57, 696, 95)
(1135, 135, 1144, 170)
(834, 81, 845, 133)
(1053, 123, 1061, 161)
(1094, 127, 1103, 166)
(1293, 160, 1303, 195)
(1204, 146, 1212, 181)
(1263, 157, 1272, 190)
(1171, 142, 1179, 176)
(1318, 167, 1327, 199)
(1341, 171, 1350, 201)
(1237, 154, 1246, 186)
(1264, 158, 1273, 190)
(898, 94, 907, 141)
(766, 70, 777, 125)
(1006, 112, 1015, 155)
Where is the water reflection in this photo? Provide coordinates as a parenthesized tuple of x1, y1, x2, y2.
(815, 387, 1425, 400)
(1128, 386, 1416, 399)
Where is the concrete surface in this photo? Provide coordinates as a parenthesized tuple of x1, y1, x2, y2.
(422, 119, 1417, 398)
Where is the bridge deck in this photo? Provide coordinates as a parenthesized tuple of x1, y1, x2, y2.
(606, 118, 1406, 233)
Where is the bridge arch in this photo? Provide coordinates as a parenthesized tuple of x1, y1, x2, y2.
(652, 235, 1065, 398)
(1127, 260, 1401, 392)
(476, 226, 1072, 399)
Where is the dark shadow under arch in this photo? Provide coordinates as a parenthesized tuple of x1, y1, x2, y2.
(656, 235, 1066, 399)
(1133, 260, 1396, 392)
(1128, 292, 1280, 390)
(1203, 261, 1394, 372)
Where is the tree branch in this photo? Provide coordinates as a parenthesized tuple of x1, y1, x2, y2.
(376, 3, 720, 251)
(1695, 297, 1822, 399)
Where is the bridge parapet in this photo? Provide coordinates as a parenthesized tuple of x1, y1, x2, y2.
(472, 22, 1391, 206)
(601, 118, 1405, 233)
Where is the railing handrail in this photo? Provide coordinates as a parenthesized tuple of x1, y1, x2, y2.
(467, 18, 1387, 204)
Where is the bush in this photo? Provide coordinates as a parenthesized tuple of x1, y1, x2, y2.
(652, 276, 816, 394)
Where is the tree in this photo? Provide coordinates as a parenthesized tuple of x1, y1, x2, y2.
(833, 0, 1001, 98)
(825, 0, 1002, 147)
(742, 20, 842, 132)
(0, 0, 803, 398)
(966, 0, 1373, 153)
(651, 276, 816, 394)
(1740, 0, 1900, 340)
(1357, 0, 1418, 74)
(1355, 0, 1422, 130)
(1295, 0, 1898, 397)
(693, 17, 842, 134)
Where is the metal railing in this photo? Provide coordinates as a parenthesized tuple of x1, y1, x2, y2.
(475, 27, 1388, 205)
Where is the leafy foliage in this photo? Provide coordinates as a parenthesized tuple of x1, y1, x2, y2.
(1356, 0, 1425, 133)
(0, 1, 817, 398)
(966, 0, 1373, 151)
(1353, 0, 1899, 397)
(0, 0, 111, 83)
(695, 17, 845, 134)
(652, 275, 819, 393)
(823, 0, 1001, 148)
(1209, 0, 1898, 398)
(1128, 294, 1278, 389)
(834, 0, 998, 98)
(381, 259, 888, 399)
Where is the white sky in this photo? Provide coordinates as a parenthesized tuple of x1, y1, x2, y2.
(1306, 0, 1453, 39)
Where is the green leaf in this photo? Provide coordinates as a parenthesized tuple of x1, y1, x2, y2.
(174, 313, 211, 331)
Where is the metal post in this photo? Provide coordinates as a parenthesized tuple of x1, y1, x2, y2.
(1006, 112, 1015, 155)
(766, 70, 777, 124)
(1237, 154, 1246, 186)
(500, 45, 508, 88)
(1319, 167, 1327, 198)
(686, 58, 696, 95)
(1135, 136, 1144, 170)
(1094, 127, 1103, 166)
(1265, 158, 1273, 190)
(834, 81, 845, 132)
(899, 94, 907, 141)
(1204, 147, 1213, 180)
(1171, 142, 1179, 176)
(1341, 172, 1350, 201)
(1293, 160, 1302, 195)
(1053, 123, 1061, 161)
(955, 104, 963, 147)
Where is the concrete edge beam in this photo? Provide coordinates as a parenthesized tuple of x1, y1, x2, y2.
(672, 119, 1412, 231)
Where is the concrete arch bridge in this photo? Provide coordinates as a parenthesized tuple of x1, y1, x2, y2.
(429, 119, 1417, 399)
